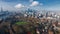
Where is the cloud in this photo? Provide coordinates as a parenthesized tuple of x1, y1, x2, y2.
(14, 4, 24, 9)
(29, 0, 33, 2)
(30, 1, 39, 6)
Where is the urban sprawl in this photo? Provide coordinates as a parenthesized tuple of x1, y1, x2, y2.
(0, 8, 60, 34)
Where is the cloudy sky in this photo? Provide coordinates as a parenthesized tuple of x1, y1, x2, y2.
(0, 0, 60, 11)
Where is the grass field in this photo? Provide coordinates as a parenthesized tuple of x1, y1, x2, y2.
(15, 21, 28, 25)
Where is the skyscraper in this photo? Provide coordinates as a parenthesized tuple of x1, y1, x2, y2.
(1, 7, 3, 12)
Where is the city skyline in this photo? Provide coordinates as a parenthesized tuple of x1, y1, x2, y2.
(0, 0, 60, 11)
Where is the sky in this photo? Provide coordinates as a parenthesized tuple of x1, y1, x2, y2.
(0, 0, 60, 11)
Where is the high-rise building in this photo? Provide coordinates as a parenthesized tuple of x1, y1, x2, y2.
(1, 7, 3, 12)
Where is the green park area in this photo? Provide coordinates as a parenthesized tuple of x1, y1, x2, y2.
(15, 21, 28, 25)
